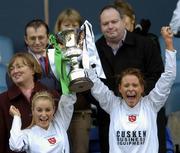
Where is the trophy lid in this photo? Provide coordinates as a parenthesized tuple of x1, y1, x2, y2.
(56, 29, 79, 48)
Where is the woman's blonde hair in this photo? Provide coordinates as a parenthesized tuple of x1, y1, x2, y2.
(54, 8, 82, 33)
(28, 91, 55, 128)
(8, 52, 42, 81)
(114, 0, 135, 21)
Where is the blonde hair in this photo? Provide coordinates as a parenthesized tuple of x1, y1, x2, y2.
(28, 91, 55, 128)
(8, 52, 42, 81)
(114, 0, 135, 21)
(54, 8, 82, 33)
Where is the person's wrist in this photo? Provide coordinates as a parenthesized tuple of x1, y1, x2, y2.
(14, 114, 20, 118)
(166, 46, 175, 51)
(165, 40, 174, 51)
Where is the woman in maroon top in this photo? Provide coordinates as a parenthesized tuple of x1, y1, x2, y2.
(0, 52, 60, 153)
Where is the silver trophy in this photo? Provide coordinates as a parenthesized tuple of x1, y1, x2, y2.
(56, 29, 93, 93)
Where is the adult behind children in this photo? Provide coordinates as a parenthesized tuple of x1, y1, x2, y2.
(94, 5, 164, 153)
(54, 8, 82, 33)
(0, 52, 59, 153)
(114, 0, 135, 32)
(87, 26, 175, 153)
(9, 91, 76, 153)
(24, 19, 61, 92)
(54, 8, 92, 153)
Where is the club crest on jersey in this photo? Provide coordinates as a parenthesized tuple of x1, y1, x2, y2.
(48, 137, 56, 144)
(128, 115, 136, 122)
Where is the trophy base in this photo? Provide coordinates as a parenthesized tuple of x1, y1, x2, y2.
(69, 77, 93, 93)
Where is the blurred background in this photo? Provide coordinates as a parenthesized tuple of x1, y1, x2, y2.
(0, 1, 180, 152)
(0, 0, 178, 51)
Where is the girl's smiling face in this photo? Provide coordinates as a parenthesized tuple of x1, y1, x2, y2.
(32, 98, 55, 130)
(119, 74, 144, 108)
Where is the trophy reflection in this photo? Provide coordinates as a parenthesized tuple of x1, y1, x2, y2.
(56, 29, 93, 93)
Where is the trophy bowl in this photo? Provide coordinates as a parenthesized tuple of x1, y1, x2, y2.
(56, 29, 93, 93)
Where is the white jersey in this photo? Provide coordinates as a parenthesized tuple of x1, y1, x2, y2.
(9, 94, 76, 153)
(89, 50, 176, 153)
(169, 0, 180, 34)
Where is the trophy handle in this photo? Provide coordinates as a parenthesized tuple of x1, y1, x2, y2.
(77, 29, 85, 50)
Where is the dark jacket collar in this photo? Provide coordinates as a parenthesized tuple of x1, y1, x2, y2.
(122, 31, 137, 46)
(7, 81, 48, 101)
(7, 84, 22, 100)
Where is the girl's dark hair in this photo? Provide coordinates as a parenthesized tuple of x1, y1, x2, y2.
(117, 68, 145, 96)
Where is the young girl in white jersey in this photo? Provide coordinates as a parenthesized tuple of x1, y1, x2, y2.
(87, 26, 176, 153)
(9, 91, 76, 153)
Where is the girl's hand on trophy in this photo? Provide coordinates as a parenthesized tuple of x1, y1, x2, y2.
(85, 67, 97, 83)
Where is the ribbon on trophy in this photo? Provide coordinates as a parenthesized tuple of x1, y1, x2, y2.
(48, 34, 70, 94)
(81, 20, 106, 79)
(47, 20, 105, 94)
